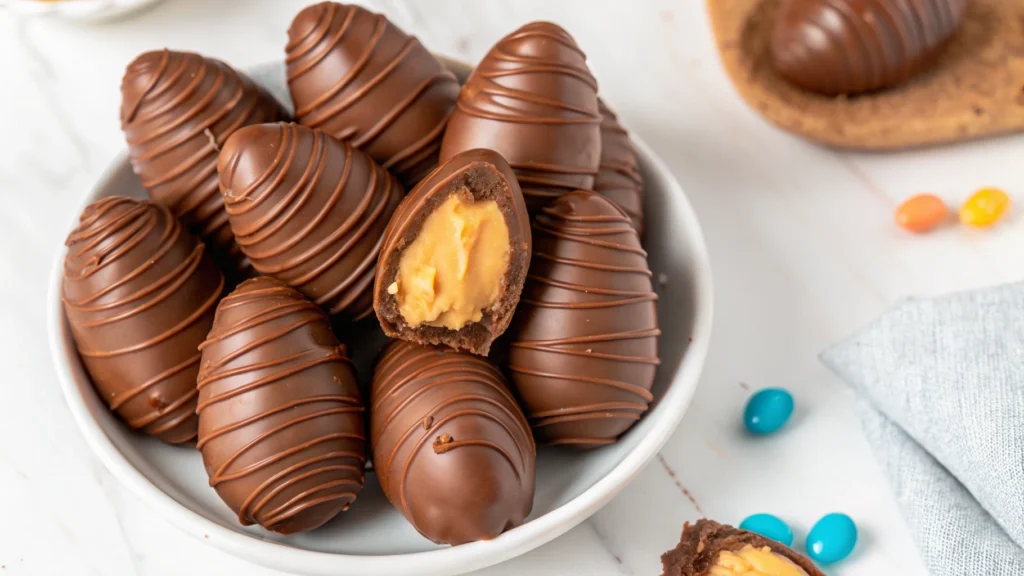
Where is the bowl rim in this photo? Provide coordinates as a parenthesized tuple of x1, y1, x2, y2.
(46, 137, 713, 575)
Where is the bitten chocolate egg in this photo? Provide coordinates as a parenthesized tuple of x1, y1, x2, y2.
(662, 519, 825, 576)
(120, 49, 287, 277)
(63, 196, 224, 444)
(508, 190, 660, 447)
(440, 21, 602, 214)
(771, 0, 969, 95)
(197, 276, 366, 534)
(217, 122, 403, 322)
(594, 99, 644, 236)
(286, 2, 460, 187)
(374, 149, 531, 356)
(371, 340, 535, 545)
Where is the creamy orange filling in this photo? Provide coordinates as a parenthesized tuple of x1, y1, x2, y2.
(708, 545, 809, 576)
(390, 192, 509, 330)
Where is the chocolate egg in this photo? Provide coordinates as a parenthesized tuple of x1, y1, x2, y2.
(594, 99, 644, 236)
(120, 50, 287, 277)
(440, 22, 602, 214)
(63, 196, 224, 444)
(371, 340, 535, 545)
(508, 190, 660, 447)
(662, 519, 826, 576)
(217, 122, 403, 322)
(374, 149, 531, 356)
(197, 276, 366, 534)
(286, 2, 460, 187)
(770, 0, 969, 95)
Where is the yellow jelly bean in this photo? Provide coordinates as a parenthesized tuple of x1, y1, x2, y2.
(960, 187, 1010, 227)
(895, 193, 948, 233)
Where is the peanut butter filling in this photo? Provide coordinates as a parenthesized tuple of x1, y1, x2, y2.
(390, 191, 510, 330)
(709, 545, 809, 576)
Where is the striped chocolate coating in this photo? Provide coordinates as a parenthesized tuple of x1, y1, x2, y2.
(594, 99, 644, 237)
(440, 21, 602, 215)
(508, 190, 660, 447)
(197, 276, 366, 534)
(371, 340, 536, 545)
(217, 122, 403, 322)
(770, 0, 969, 95)
(285, 2, 460, 187)
(120, 50, 287, 278)
(63, 196, 224, 444)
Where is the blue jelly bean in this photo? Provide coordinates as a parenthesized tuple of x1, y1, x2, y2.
(806, 513, 858, 564)
(739, 513, 794, 547)
(743, 388, 794, 435)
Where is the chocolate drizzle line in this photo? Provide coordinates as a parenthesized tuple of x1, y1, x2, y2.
(218, 122, 402, 321)
(196, 277, 366, 534)
(508, 191, 660, 447)
(63, 197, 224, 444)
(120, 49, 286, 277)
(440, 21, 601, 213)
(285, 2, 459, 186)
(456, 25, 598, 123)
(371, 341, 535, 545)
(770, 0, 969, 95)
(594, 99, 644, 236)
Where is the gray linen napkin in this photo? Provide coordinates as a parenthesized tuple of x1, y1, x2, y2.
(821, 282, 1024, 576)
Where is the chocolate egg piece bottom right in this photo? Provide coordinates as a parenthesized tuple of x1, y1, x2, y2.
(662, 519, 824, 576)
(508, 190, 660, 447)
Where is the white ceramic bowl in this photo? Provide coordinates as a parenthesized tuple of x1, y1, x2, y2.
(46, 59, 713, 576)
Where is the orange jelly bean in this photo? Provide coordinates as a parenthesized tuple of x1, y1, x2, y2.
(895, 194, 948, 233)
(960, 187, 1011, 227)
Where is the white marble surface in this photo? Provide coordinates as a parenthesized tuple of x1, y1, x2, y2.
(7, 0, 1023, 574)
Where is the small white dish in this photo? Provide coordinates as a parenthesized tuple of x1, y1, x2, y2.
(46, 59, 713, 576)
(3, 0, 166, 22)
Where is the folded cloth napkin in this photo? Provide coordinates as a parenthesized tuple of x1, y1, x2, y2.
(821, 282, 1024, 576)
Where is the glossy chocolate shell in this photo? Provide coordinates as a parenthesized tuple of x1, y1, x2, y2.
(440, 21, 601, 214)
(63, 196, 224, 444)
(771, 0, 969, 95)
(371, 340, 535, 545)
(120, 49, 287, 277)
(286, 2, 459, 187)
(217, 122, 403, 322)
(196, 276, 366, 534)
(594, 99, 644, 236)
(507, 190, 660, 447)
